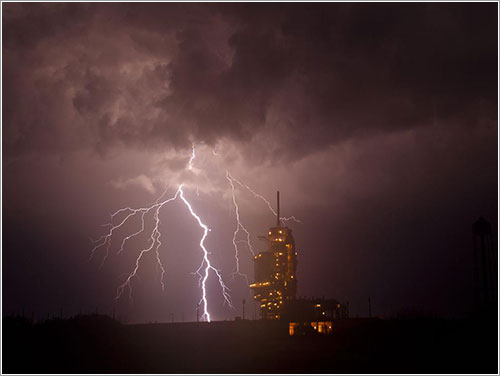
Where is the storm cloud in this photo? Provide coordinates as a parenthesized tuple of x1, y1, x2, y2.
(4, 3, 496, 159)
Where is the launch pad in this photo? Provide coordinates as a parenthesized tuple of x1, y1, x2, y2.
(250, 191, 348, 328)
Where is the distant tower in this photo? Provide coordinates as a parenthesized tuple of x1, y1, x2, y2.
(473, 217, 497, 311)
(250, 191, 298, 319)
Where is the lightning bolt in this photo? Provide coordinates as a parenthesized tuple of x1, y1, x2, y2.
(188, 144, 196, 171)
(114, 190, 179, 302)
(179, 185, 232, 322)
(91, 145, 233, 321)
(225, 173, 302, 224)
(226, 171, 254, 284)
(91, 204, 154, 266)
(185, 145, 233, 317)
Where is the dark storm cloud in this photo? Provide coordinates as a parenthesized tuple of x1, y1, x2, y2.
(3, 3, 496, 160)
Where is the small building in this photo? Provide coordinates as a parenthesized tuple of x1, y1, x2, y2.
(285, 298, 348, 336)
(289, 321, 333, 336)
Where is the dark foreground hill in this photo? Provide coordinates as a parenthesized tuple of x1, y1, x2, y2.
(2, 313, 497, 373)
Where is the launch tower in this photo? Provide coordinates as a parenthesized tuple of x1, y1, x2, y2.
(250, 191, 298, 319)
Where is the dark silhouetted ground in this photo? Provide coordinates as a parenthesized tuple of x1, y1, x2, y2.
(2, 313, 498, 373)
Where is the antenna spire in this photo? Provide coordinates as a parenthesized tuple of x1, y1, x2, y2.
(276, 191, 280, 227)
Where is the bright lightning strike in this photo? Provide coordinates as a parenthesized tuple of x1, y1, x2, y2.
(179, 185, 232, 322)
(91, 146, 234, 321)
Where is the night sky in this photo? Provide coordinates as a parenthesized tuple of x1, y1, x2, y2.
(3, 3, 497, 323)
